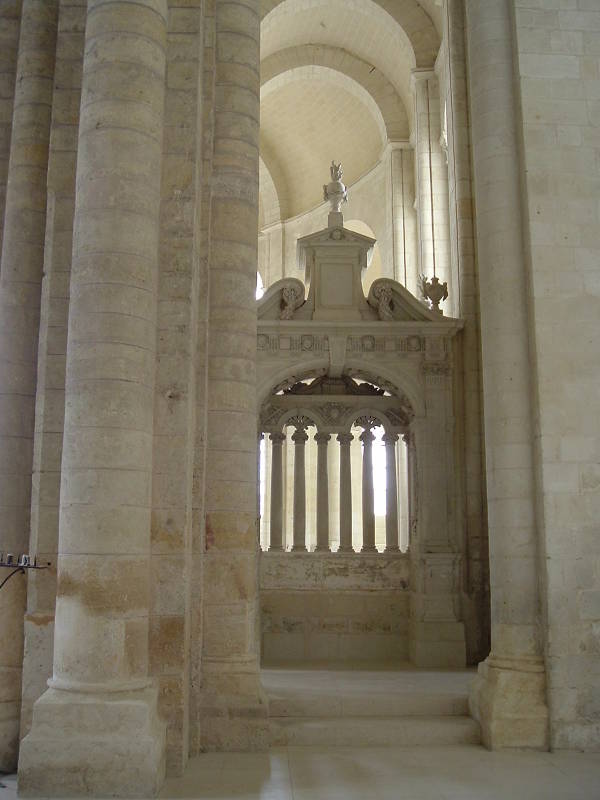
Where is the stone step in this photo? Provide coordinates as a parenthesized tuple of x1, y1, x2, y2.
(271, 715, 481, 747)
(268, 690, 469, 718)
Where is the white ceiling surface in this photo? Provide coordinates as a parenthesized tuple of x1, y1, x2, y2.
(259, 0, 440, 225)
(261, 74, 384, 218)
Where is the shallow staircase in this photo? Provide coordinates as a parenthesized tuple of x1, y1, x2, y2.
(263, 665, 481, 747)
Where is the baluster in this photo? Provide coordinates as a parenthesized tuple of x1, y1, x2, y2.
(315, 433, 331, 551)
(292, 427, 308, 551)
(360, 428, 377, 552)
(383, 433, 400, 552)
(269, 432, 286, 550)
(337, 432, 353, 552)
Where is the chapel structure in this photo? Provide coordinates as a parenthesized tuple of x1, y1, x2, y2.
(0, 0, 598, 796)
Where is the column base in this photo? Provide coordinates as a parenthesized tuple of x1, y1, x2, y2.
(361, 545, 377, 553)
(469, 655, 549, 749)
(291, 545, 307, 552)
(0, 702, 19, 772)
(18, 686, 166, 797)
(410, 620, 466, 668)
(199, 658, 270, 751)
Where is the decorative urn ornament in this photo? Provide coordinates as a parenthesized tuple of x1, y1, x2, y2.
(420, 274, 448, 314)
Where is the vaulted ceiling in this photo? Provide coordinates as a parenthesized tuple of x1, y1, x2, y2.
(259, 0, 442, 223)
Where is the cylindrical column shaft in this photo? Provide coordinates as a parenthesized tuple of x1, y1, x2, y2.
(292, 428, 308, 551)
(200, 0, 265, 750)
(360, 429, 376, 552)
(384, 433, 400, 552)
(412, 69, 451, 297)
(337, 433, 353, 552)
(0, 0, 58, 773)
(465, 0, 548, 749)
(50, 0, 167, 693)
(315, 433, 330, 552)
(269, 432, 285, 550)
(390, 144, 418, 294)
(18, 2, 169, 795)
(0, 0, 23, 258)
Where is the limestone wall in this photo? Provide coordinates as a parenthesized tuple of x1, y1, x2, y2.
(261, 552, 410, 663)
(512, 2, 600, 752)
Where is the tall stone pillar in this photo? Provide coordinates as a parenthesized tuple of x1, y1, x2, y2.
(269, 432, 285, 551)
(412, 69, 451, 299)
(0, 0, 58, 772)
(18, 1, 168, 794)
(201, 0, 268, 751)
(390, 143, 418, 295)
(315, 433, 330, 552)
(383, 434, 400, 552)
(360, 429, 376, 553)
(337, 433, 353, 552)
(291, 428, 308, 551)
(465, 0, 548, 749)
(0, 0, 23, 257)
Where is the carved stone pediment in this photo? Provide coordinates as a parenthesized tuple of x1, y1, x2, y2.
(367, 278, 445, 323)
(257, 277, 306, 320)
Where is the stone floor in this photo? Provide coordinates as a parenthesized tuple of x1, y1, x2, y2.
(2, 670, 599, 799)
(3, 745, 599, 799)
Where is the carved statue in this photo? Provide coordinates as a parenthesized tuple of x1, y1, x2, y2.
(323, 160, 348, 214)
(280, 285, 301, 320)
(330, 161, 343, 181)
(419, 274, 448, 314)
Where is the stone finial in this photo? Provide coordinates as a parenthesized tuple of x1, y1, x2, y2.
(323, 160, 348, 220)
(419, 274, 448, 314)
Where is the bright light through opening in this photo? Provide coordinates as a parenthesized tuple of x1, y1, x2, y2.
(256, 272, 265, 299)
(372, 426, 386, 516)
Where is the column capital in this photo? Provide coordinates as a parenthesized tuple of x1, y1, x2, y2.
(314, 432, 331, 444)
(410, 67, 436, 91)
(359, 429, 375, 444)
(292, 429, 309, 444)
(269, 431, 286, 444)
(337, 432, 353, 445)
(383, 432, 400, 445)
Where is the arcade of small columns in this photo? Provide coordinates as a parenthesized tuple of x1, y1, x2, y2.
(259, 418, 411, 555)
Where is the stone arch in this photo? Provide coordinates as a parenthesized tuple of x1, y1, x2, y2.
(277, 407, 328, 432)
(259, 155, 281, 228)
(261, 45, 410, 141)
(260, 0, 440, 69)
(261, 66, 388, 152)
(259, 141, 292, 221)
(257, 358, 424, 419)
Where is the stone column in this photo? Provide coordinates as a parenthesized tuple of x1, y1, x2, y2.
(18, 1, 168, 795)
(201, 0, 268, 751)
(315, 433, 330, 552)
(269, 432, 285, 551)
(337, 433, 353, 553)
(0, 0, 58, 773)
(412, 69, 451, 299)
(465, 0, 548, 750)
(360, 429, 376, 553)
(0, 0, 23, 257)
(291, 428, 308, 551)
(390, 143, 418, 294)
(383, 433, 400, 552)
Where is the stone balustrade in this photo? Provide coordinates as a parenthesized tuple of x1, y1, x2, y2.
(261, 416, 407, 554)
